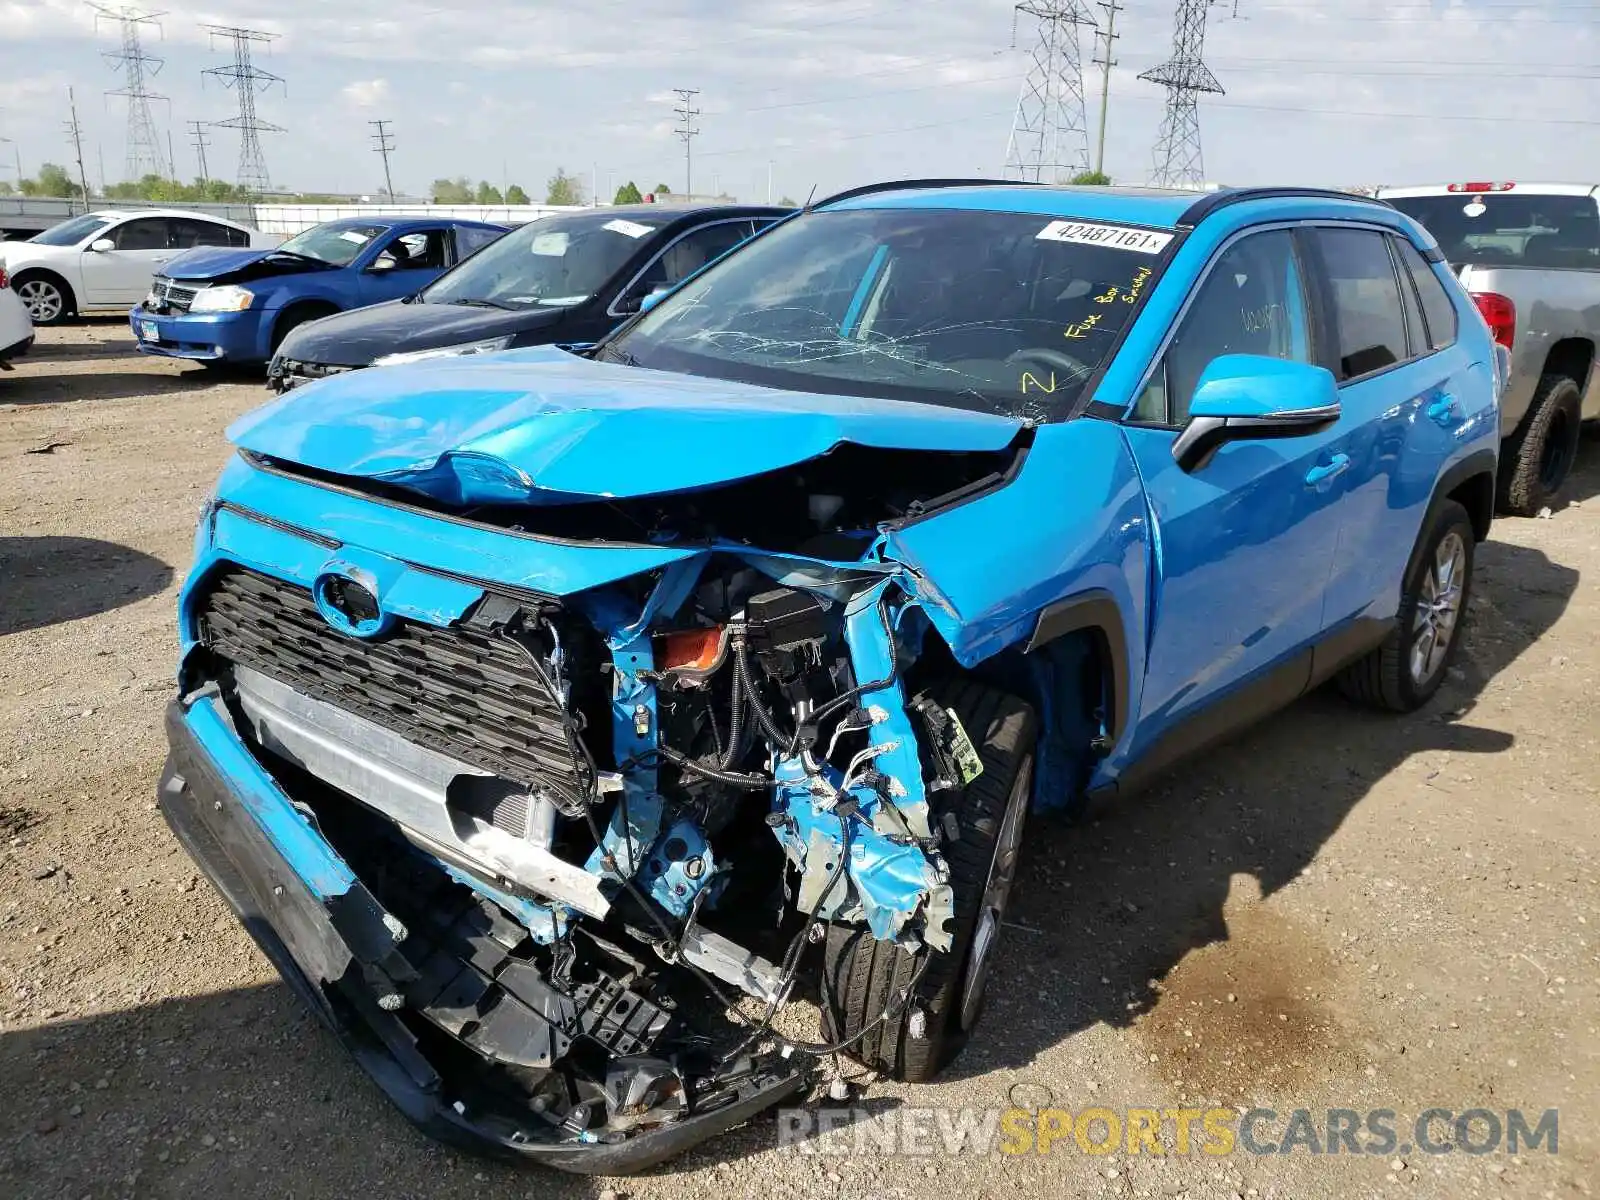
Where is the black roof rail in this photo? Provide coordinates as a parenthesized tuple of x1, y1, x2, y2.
(1176, 187, 1396, 229)
(811, 177, 1038, 210)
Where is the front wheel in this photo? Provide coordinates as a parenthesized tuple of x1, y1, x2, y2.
(820, 680, 1037, 1082)
(1338, 499, 1476, 713)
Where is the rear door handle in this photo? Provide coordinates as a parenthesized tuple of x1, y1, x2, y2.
(1305, 453, 1352, 489)
(1427, 393, 1460, 426)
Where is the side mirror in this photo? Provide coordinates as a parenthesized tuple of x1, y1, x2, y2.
(1172, 354, 1341, 472)
(367, 256, 397, 273)
(639, 285, 670, 313)
(89, 238, 115, 253)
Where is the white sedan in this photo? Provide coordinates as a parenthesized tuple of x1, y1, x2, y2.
(0, 209, 276, 325)
(0, 265, 32, 368)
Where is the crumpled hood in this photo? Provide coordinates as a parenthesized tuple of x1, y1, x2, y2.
(162, 246, 332, 284)
(228, 345, 1024, 506)
(276, 298, 565, 367)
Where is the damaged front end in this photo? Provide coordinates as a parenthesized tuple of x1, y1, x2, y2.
(161, 393, 1030, 1170)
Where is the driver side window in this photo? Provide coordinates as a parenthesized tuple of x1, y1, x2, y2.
(374, 229, 447, 271)
(1133, 229, 1312, 424)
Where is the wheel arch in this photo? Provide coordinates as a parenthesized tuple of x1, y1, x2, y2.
(269, 298, 342, 352)
(1542, 336, 1595, 396)
(1435, 447, 1498, 544)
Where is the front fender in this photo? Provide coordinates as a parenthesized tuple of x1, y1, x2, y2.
(883, 417, 1150, 748)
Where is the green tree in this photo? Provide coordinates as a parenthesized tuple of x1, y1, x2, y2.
(654, 183, 671, 196)
(546, 167, 583, 206)
(1070, 170, 1112, 186)
(778, 195, 798, 207)
(32, 163, 82, 199)
(476, 181, 504, 204)
(430, 176, 473, 203)
(0, 180, 12, 196)
(612, 180, 643, 205)
(505, 184, 530, 205)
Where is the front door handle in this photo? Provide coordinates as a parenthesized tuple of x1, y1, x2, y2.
(1427, 393, 1460, 427)
(1305, 453, 1352, 489)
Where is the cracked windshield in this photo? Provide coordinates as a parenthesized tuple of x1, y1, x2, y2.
(609, 206, 1164, 419)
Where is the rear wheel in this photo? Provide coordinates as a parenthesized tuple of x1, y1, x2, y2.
(13, 273, 72, 325)
(1338, 499, 1475, 713)
(820, 680, 1036, 1081)
(1499, 374, 1583, 516)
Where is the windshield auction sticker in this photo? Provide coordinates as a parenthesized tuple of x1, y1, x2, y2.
(1036, 220, 1174, 254)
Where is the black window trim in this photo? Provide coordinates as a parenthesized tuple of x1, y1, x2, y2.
(1121, 219, 1321, 431)
(1302, 219, 1445, 388)
(605, 216, 762, 318)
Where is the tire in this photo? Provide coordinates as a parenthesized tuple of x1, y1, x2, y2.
(820, 680, 1037, 1082)
(1338, 499, 1475, 713)
(12, 272, 73, 326)
(1498, 374, 1583, 516)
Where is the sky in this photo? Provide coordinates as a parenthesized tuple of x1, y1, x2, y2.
(0, 0, 1597, 201)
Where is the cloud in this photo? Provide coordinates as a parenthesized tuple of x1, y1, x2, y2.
(340, 78, 390, 108)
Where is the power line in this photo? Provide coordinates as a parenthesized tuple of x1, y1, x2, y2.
(188, 120, 210, 184)
(672, 87, 701, 197)
(91, 4, 170, 181)
(1004, 1, 1095, 184)
(202, 24, 284, 194)
(370, 119, 396, 199)
(1092, 0, 1123, 177)
(1140, 0, 1223, 187)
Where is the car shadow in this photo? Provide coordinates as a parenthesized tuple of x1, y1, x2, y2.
(0, 985, 612, 1200)
(1554, 422, 1600, 508)
(0, 536, 173, 634)
(0, 370, 213, 407)
(19, 339, 141, 365)
(945, 536, 1578, 1082)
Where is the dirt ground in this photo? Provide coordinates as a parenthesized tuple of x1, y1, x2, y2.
(1, 322, 1596, 1200)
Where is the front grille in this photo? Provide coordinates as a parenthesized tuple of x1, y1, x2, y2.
(150, 277, 198, 313)
(198, 568, 586, 795)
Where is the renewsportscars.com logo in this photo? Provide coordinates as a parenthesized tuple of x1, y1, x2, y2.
(777, 1106, 1560, 1158)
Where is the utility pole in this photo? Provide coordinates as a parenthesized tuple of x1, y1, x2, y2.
(672, 87, 700, 199)
(188, 119, 211, 184)
(202, 25, 284, 193)
(369, 119, 395, 199)
(66, 87, 91, 210)
(767, 159, 774, 204)
(1091, 0, 1121, 177)
(1139, 0, 1224, 187)
(92, 4, 171, 181)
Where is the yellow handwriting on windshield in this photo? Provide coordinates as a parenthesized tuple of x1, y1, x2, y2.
(1020, 371, 1058, 394)
(1064, 313, 1102, 339)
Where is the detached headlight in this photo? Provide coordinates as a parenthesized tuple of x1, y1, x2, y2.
(373, 335, 514, 367)
(188, 285, 255, 313)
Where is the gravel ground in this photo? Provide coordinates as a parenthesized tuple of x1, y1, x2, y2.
(1, 322, 1597, 1200)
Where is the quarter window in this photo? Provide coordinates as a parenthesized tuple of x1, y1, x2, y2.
(1314, 227, 1409, 380)
(1134, 229, 1312, 424)
(1395, 237, 1458, 351)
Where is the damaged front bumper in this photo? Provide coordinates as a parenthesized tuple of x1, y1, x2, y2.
(157, 693, 806, 1173)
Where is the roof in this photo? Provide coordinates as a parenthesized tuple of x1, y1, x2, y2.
(819, 182, 1389, 230)
(88, 207, 252, 226)
(568, 202, 791, 218)
(313, 214, 508, 231)
(1377, 182, 1600, 199)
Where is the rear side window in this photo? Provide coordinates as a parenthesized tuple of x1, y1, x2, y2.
(170, 218, 240, 249)
(1314, 228, 1408, 380)
(454, 225, 503, 260)
(1395, 237, 1458, 350)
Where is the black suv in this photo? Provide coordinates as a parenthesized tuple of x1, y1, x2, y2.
(266, 203, 788, 391)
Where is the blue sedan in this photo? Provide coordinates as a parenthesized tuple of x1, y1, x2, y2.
(129, 216, 509, 368)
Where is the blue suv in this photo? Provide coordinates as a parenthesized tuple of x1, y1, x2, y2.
(157, 182, 1499, 1172)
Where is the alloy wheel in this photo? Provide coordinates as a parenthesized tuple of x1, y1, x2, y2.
(1409, 530, 1466, 686)
(17, 279, 63, 324)
(959, 756, 1033, 1032)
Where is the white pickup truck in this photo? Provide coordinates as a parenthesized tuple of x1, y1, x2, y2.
(1377, 182, 1600, 515)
